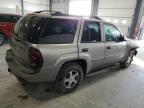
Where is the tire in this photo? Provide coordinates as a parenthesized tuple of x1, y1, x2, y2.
(54, 62, 83, 94)
(15, 76, 28, 85)
(0, 33, 5, 45)
(120, 50, 134, 68)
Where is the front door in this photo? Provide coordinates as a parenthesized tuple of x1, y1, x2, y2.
(103, 23, 126, 65)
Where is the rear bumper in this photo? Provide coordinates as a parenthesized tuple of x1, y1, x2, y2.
(5, 49, 60, 82)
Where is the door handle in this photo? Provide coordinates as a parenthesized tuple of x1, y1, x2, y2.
(106, 46, 111, 49)
(82, 48, 88, 52)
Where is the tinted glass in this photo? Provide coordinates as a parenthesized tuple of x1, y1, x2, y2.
(11, 16, 21, 23)
(81, 21, 101, 43)
(14, 15, 78, 44)
(39, 19, 77, 44)
(104, 24, 122, 41)
(0, 15, 21, 23)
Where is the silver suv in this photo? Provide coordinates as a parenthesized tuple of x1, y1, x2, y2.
(5, 11, 138, 93)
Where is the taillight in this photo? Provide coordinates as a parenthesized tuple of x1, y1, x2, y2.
(28, 47, 43, 68)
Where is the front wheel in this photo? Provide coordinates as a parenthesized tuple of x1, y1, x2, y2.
(0, 33, 5, 45)
(120, 50, 134, 68)
(54, 63, 83, 93)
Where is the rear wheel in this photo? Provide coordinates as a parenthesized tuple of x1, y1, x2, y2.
(120, 50, 134, 68)
(15, 76, 28, 85)
(55, 63, 83, 93)
(0, 33, 5, 45)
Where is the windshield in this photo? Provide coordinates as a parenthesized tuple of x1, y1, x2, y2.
(14, 15, 78, 44)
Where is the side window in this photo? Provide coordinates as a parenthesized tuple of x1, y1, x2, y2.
(11, 16, 20, 23)
(0, 15, 21, 23)
(39, 19, 78, 44)
(81, 21, 101, 43)
(0, 16, 11, 22)
(104, 24, 122, 41)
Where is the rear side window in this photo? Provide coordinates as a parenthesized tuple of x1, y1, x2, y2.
(39, 19, 78, 44)
(15, 15, 78, 44)
(0, 15, 21, 23)
(81, 21, 101, 43)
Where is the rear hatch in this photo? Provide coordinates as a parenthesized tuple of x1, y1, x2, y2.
(11, 14, 48, 67)
(11, 14, 78, 68)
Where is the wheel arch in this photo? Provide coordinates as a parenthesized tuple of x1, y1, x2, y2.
(56, 59, 88, 81)
(0, 32, 7, 40)
(122, 46, 138, 63)
(130, 48, 138, 56)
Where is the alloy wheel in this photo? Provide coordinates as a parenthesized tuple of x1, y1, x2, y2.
(64, 70, 80, 89)
(126, 53, 133, 66)
(0, 34, 4, 45)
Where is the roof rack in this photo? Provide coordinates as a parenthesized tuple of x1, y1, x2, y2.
(34, 10, 102, 20)
(34, 10, 68, 16)
(90, 16, 102, 20)
(34, 10, 59, 13)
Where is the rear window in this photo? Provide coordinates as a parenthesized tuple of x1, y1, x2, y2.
(14, 15, 78, 44)
(0, 15, 21, 23)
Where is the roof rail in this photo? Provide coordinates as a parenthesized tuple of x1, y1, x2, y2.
(34, 10, 68, 16)
(34, 10, 102, 19)
(34, 10, 59, 13)
(90, 16, 102, 20)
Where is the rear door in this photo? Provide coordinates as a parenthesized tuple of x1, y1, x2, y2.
(103, 23, 126, 65)
(78, 19, 105, 72)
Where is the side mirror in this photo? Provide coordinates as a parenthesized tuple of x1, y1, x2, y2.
(115, 36, 125, 42)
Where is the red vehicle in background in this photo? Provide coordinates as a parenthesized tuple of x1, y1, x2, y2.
(0, 14, 21, 45)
